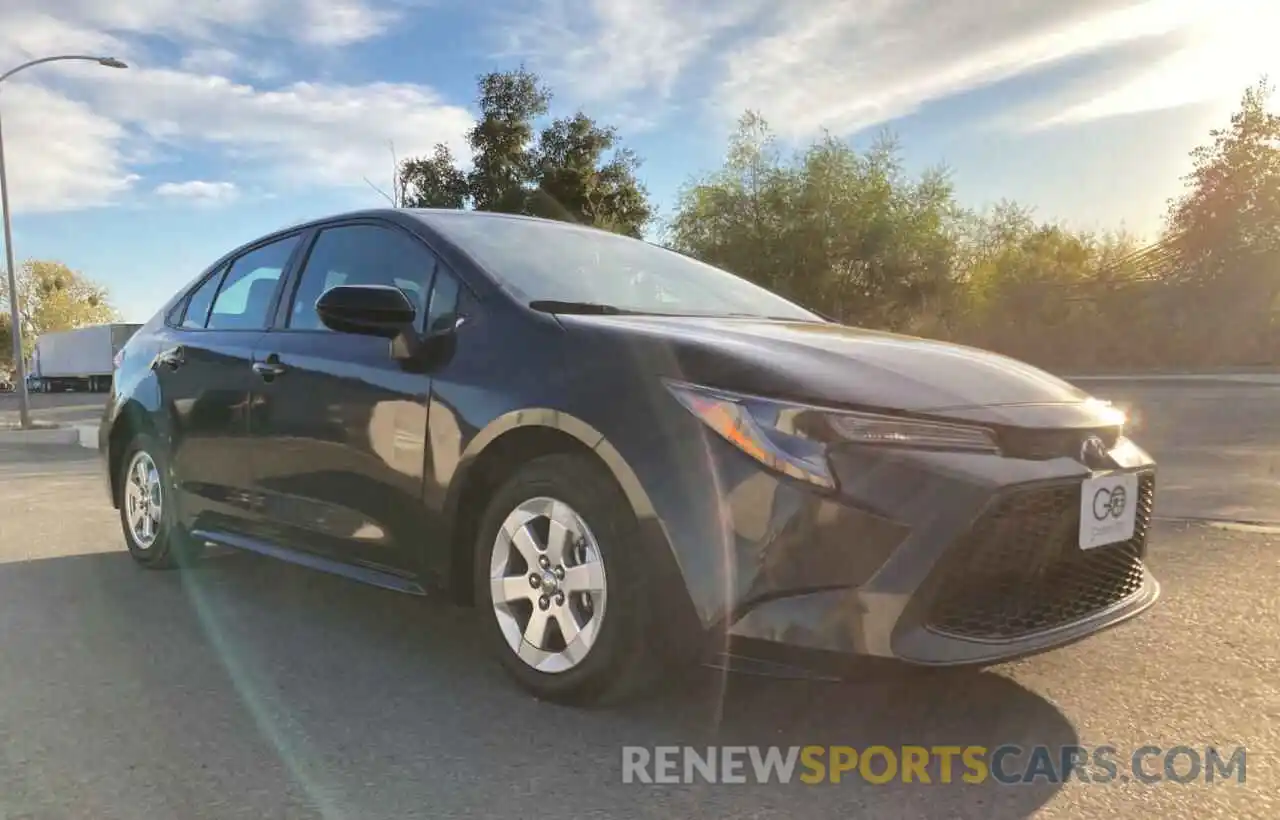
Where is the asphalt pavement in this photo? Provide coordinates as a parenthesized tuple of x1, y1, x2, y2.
(0, 382, 1277, 819)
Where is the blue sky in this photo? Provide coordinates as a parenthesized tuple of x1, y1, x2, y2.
(0, 0, 1272, 321)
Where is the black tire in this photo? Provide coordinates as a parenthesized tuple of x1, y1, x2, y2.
(117, 433, 202, 570)
(473, 452, 665, 705)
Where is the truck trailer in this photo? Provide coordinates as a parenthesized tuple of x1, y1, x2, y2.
(28, 323, 142, 393)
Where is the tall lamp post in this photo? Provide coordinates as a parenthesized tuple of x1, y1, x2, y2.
(1, 55, 128, 429)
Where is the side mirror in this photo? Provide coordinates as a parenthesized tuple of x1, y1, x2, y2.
(315, 285, 416, 339)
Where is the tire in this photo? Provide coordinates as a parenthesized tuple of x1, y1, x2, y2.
(474, 453, 664, 705)
(117, 433, 202, 570)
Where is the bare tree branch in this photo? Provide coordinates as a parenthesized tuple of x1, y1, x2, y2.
(363, 176, 397, 207)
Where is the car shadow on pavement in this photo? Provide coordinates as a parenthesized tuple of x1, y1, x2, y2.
(0, 548, 1075, 820)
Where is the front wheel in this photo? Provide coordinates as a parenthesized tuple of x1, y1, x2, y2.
(474, 453, 664, 705)
(117, 434, 201, 569)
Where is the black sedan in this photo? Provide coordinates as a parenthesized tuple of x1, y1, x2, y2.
(100, 208, 1159, 703)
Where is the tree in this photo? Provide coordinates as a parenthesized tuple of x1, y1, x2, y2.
(666, 112, 793, 292)
(1160, 77, 1280, 363)
(666, 114, 963, 328)
(466, 68, 551, 214)
(401, 144, 470, 209)
(666, 113, 1177, 368)
(0, 260, 117, 369)
(0, 313, 12, 375)
(1168, 77, 1280, 268)
(527, 114, 652, 237)
(399, 69, 654, 236)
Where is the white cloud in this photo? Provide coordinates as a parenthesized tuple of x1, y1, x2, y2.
(154, 180, 240, 202)
(1030, 0, 1279, 130)
(4, 0, 399, 50)
(495, 0, 764, 104)
(502, 0, 1270, 141)
(0, 83, 138, 213)
(299, 0, 396, 46)
(81, 70, 473, 187)
(0, 11, 125, 65)
(0, 0, 471, 214)
(717, 0, 1195, 140)
(178, 48, 281, 81)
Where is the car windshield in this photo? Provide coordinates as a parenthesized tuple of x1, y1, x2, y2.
(421, 213, 822, 321)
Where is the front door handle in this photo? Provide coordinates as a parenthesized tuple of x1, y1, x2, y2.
(252, 357, 287, 380)
(153, 345, 185, 371)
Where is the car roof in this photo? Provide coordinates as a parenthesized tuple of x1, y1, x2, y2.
(271, 207, 588, 236)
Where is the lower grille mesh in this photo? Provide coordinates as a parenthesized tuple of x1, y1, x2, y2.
(924, 474, 1154, 640)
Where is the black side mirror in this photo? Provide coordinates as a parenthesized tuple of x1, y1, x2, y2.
(316, 285, 416, 339)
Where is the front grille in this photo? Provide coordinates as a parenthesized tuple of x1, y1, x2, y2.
(998, 426, 1122, 461)
(923, 473, 1154, 641)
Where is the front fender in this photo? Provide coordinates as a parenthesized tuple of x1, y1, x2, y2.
(445, 408, 707, 660)
(101, 353, 165, 507)
(446, 408, 659, 524)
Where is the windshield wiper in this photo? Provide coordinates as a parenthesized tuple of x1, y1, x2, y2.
(527, 302, 826, 322)
(712, 312, 827, 322)
(529, 300, 633, 315)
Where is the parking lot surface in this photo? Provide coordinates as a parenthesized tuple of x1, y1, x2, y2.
(0, 392, 105, 428)
(0, 382, 1276, 819)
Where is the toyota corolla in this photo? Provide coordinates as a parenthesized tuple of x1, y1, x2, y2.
(100, 208, 1159, 704)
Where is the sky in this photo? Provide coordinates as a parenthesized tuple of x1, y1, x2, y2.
(0, 0, 1273, 322)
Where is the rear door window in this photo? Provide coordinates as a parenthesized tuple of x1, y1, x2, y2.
(208, 235, 300, 331)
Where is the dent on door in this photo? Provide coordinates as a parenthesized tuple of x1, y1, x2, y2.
(247, 338, 434, 567)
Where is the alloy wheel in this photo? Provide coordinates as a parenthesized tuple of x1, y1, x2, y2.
(123, 450, 163, 549)
(489, 496, 609, 674)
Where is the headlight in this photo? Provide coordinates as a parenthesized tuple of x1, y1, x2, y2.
(665, 380, 999, 490)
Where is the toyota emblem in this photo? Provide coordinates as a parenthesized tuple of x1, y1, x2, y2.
(1080, 435, 1109, 468)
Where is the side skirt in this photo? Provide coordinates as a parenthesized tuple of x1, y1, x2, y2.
(191, 528, 429, 596)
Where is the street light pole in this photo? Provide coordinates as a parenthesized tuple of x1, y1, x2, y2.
(0, 55, 127, 429)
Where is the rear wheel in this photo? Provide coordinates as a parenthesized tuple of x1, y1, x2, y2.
(474, 453, 663, 704)
(118, 434, 201, 569)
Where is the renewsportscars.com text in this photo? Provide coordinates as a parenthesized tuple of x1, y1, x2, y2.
(621, 745, 1247, 786)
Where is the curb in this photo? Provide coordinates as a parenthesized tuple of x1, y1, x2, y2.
(0, 422, 100, 448)
(75, 423, 100, 450)
(0, 426, 80, 446)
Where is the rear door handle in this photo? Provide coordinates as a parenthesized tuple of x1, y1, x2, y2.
(252, 358, 287, 380)
(153, 345, 185, 371)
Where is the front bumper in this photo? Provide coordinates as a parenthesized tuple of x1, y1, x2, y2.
(710, 435, 1160, 667)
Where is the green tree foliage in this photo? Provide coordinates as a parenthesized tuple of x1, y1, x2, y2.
(1152, 78, 1280, 365)
(1169, 78, 1280, 266)
(0, 259, 117, 370)
(466, 68, 550, 213)
(665, 81, 1280, 371)
(667, 113, 963, 327)
(399, 144, 469, 210)
(400, 69, 653, 237)
(0, 312, 12, 375)
(527, 114, 652, 237)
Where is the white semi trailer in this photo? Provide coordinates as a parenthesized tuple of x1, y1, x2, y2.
(28, 323, 142, 393)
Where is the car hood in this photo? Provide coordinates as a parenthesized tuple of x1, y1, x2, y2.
(562, 314, 1093, 414)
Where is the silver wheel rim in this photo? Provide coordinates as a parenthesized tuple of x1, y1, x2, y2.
(489, 496, 608, 674)
(124, 450, 163, 549)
